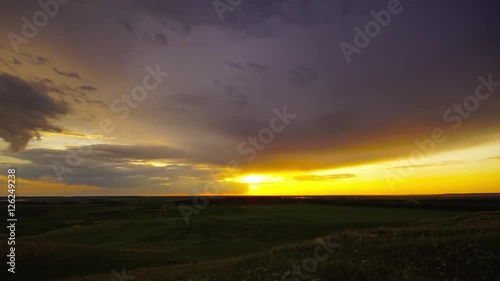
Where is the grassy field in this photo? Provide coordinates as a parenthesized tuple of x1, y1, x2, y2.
(1, 197, 499, 281)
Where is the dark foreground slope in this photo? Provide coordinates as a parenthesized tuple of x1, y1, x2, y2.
(57, 211, 500, 281)
(2, 196, 499, 281)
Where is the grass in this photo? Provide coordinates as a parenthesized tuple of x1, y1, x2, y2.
(56, 211, 500, 281)
(2, 199, 498, 281)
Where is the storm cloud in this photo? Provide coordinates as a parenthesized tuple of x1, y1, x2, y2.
(0, 73, 69, 152)
(0, 0, 498, 194)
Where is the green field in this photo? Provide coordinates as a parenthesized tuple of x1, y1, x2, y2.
(2, 199, 500, 281)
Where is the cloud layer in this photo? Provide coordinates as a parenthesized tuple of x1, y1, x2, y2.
(0, 73, 69, 152)
(0, 0, 499, 194)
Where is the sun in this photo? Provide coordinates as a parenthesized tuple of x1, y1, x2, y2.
(226, 174, 286, 194)
(240, 175, 266, 184)
(236, 174, 285, 184)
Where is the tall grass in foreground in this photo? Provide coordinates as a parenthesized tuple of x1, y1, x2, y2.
(59, 211, 500, 281)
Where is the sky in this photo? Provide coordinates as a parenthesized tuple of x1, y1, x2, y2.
(0, 0, 499, 196)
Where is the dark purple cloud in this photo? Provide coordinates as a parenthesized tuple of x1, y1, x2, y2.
(0, 73, 69, 151)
